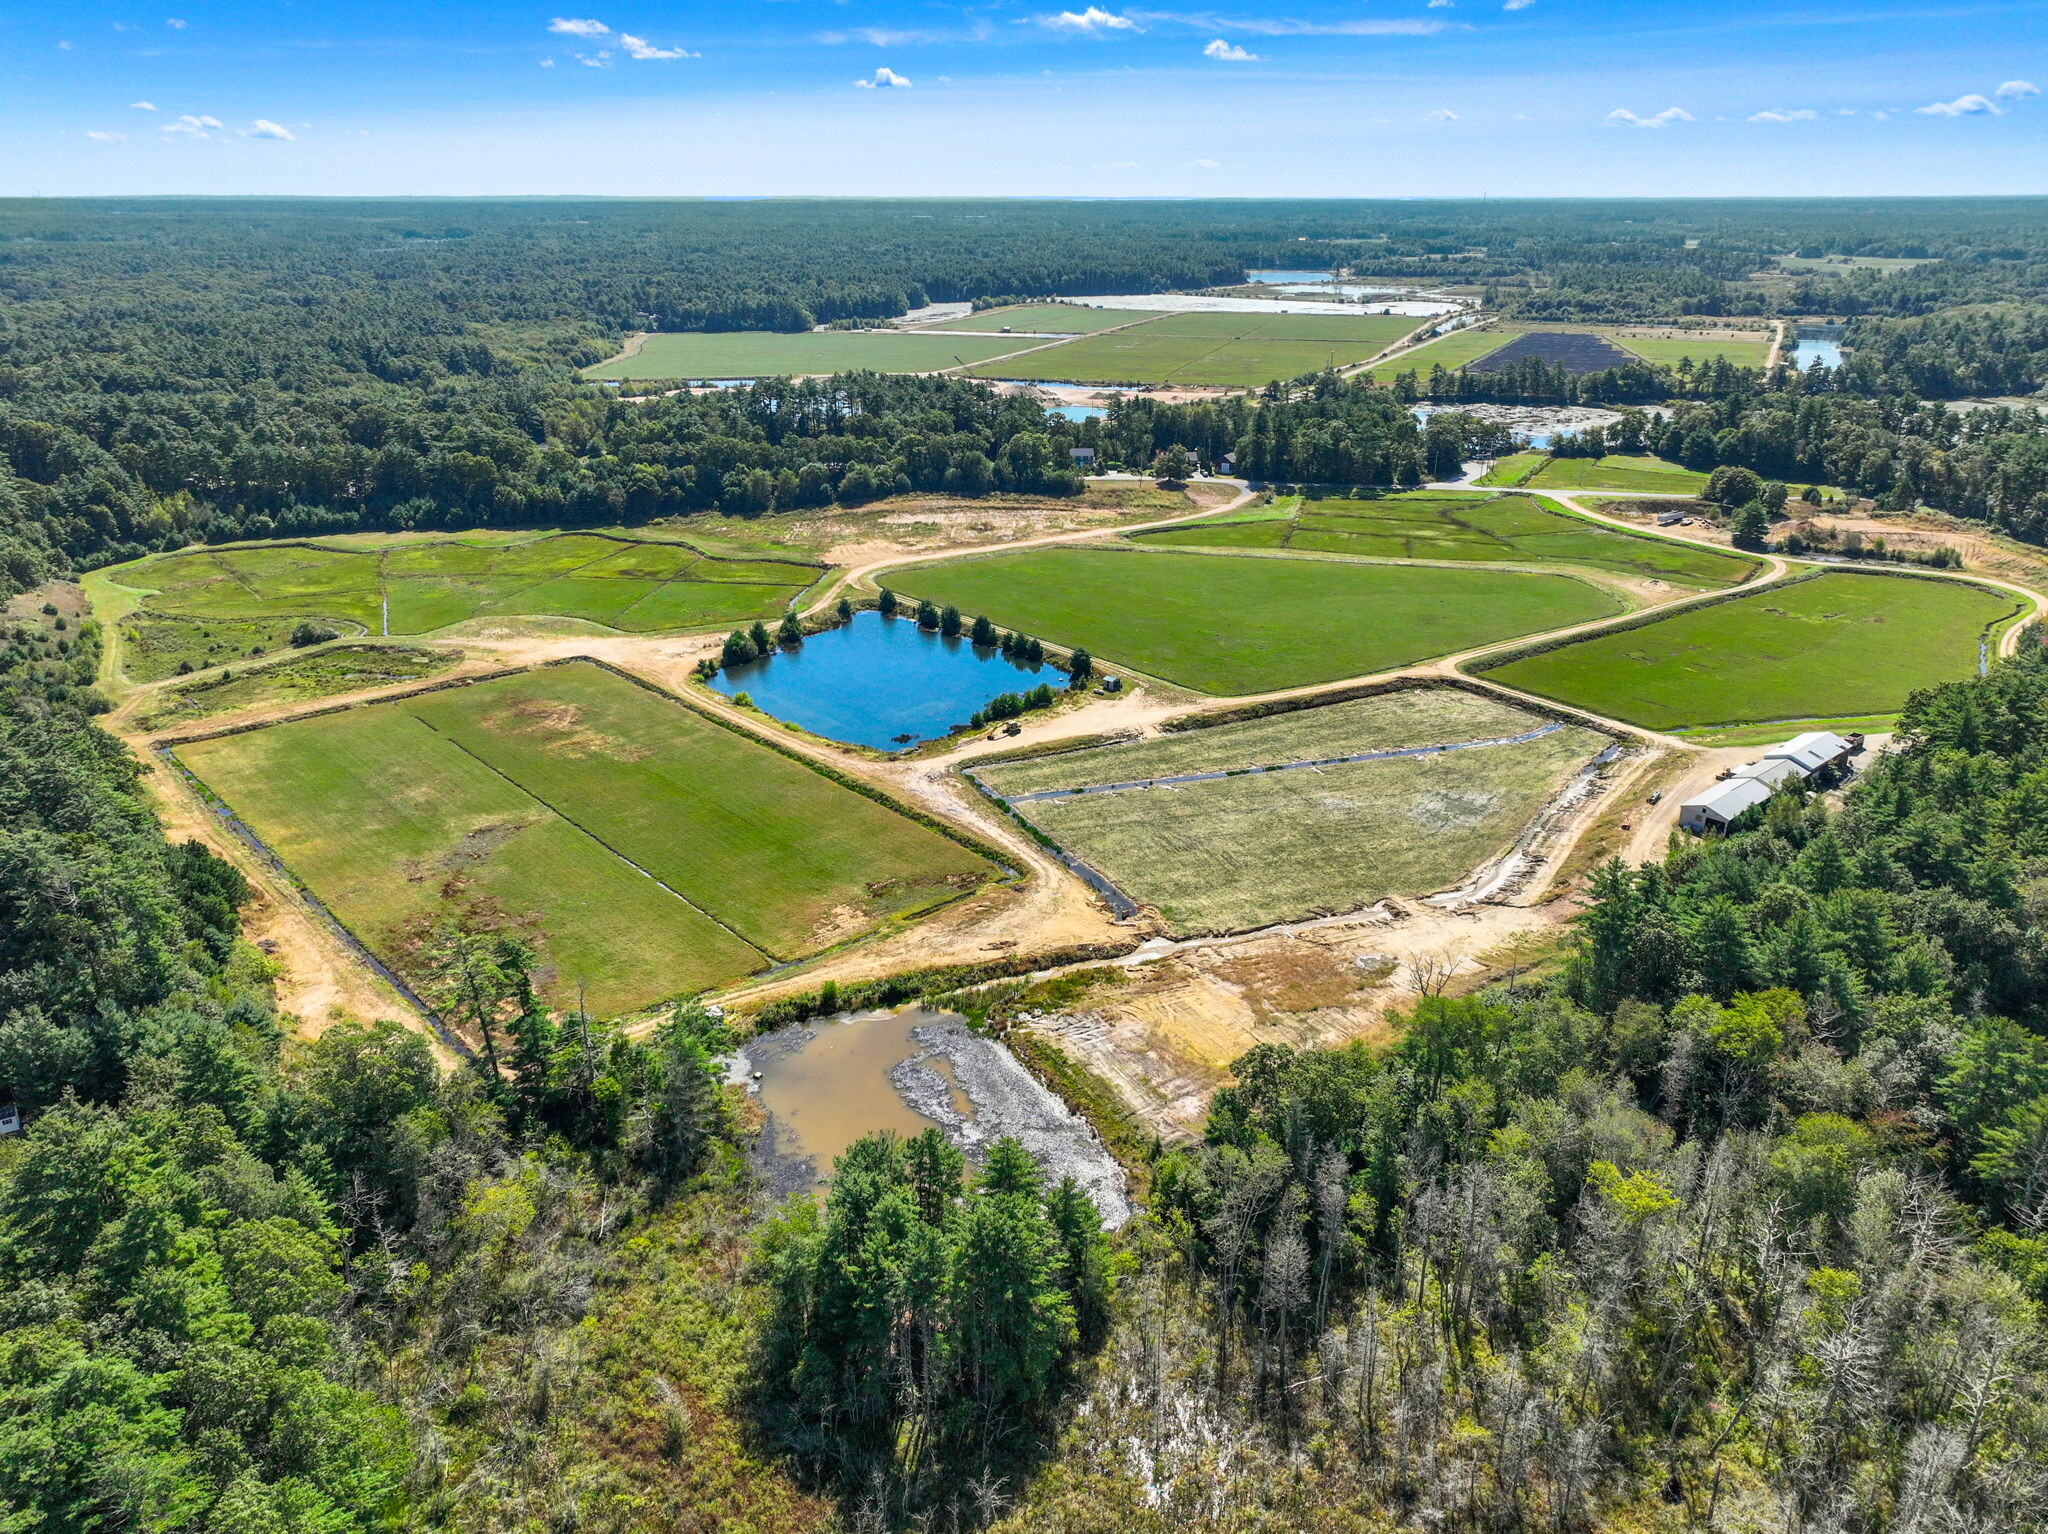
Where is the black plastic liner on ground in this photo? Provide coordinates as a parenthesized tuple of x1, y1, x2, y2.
(1469, 331, 1638, 375)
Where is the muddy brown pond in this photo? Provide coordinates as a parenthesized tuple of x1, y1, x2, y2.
(730, 1005, 1130, 1225)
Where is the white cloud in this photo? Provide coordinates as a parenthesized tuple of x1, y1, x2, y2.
(1503, 0, 1534, 9)
(1203, 38, 1257, 60)
(1917, 93, 2000, 116)
(1188, 157, 1221, 167)
(1140, 14, 1447, 37)
(130, 100, 156, 110)
(1044, 8, 1138, 32)
(86, 130, 126, 142)
(163, 113, 223, 137)
(539, 57, 555, 67)
(57, 40, 72, 49)
(1605, 106, 1693, 128)
(166, 17, 186, 27)
(620, 33, 697, 59)
(854, 66, 913, 88)
(1749, 108, 1819, 122)
(244, 119, 295, 140)
(549, 18, 610, 36)
(1873, 110, 1892, 121)
(580, 52, 612, 67)
(1995, 79, 2040, 100)
(1427, 0, 1453, 7)
(1426, 107, 1459, 121)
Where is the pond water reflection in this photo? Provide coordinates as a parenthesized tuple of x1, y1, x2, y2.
(710, 609, 1049, 751)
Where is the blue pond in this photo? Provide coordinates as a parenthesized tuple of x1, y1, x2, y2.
(1049, 403, 1106, 422)
(1792, 335, 1843, 370)
(1248, 269, 1334, 284)
(711, 610, 1050, 751)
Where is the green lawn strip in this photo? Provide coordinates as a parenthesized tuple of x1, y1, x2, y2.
(968, 316, 1416, 387)
(1480, 455, 1710, 495)
(920, 306, 1159, 334)
(610, 581, 798, 632)
(174, 703, 761, 1016)
(1361, 326, 1521, 381)
(136, 644, 455, 731)
(889, 545, 1625, 695)
(1135, 490, 1755, 588)
(1135, 311, 1419, 344)
(403, 664, 996, 958)
(108, 533, 818, 649)
(976, 688, 1544, 798)
(1008, 726, 1604, 935)
(1678, 714, 1900, 748)
(1613, 335, 1771, 368)
(1478, 570, 2021, 731)
(582, 330, 1033, 380)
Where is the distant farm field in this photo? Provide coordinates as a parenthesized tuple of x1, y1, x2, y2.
(920, 306, 1158, 334)
(1481, 454, 1709, 495)
(584, 330, 1032, 379)
(1479, 571, 2021, 730)
(889, 545, 1624, 695)
(987, 691, 1604, 933)
(113, 534, 818, 657)
(174, 662, 995, 1015)
(1137, 490, 1757, 589)
(971, 310, 1416, 387)
(1363, 326, 1521, 380)
(1614, 334, 1772, 369)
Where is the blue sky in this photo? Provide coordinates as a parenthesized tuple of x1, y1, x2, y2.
(7, 2, 2045, 196)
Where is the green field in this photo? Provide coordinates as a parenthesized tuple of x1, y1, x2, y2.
(970, 310, 1417, 387)
(1613, 334, 1772, 368)
(1480, 454, 1709, 495)
(993, 699, 1604, 934)
(583, 330, 1034, 380)
(175, 663, 995, 1016)
(890, 545, 1624, 695)
(977, 687, 1545, 798)
(1479, 572, 2021, 730)
(1362, 326, 1520, 381)
(138, 644, 455, 731)
(919, 306, 1159, 334)
(1136, 490, 1757, 589)
(111, 533, 818, 658)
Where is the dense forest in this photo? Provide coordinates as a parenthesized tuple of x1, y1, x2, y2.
(5, 197, 2048, 591)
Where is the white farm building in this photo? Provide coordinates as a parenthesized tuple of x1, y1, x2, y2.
(1676, 731, 1858, 834)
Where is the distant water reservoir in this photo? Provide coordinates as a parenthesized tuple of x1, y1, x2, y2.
(1049, 403, 1106, 422)
(1248, 268, 1335, 284)
(1792, 327, 1845, 370)
(710, 609, 1049, 751)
